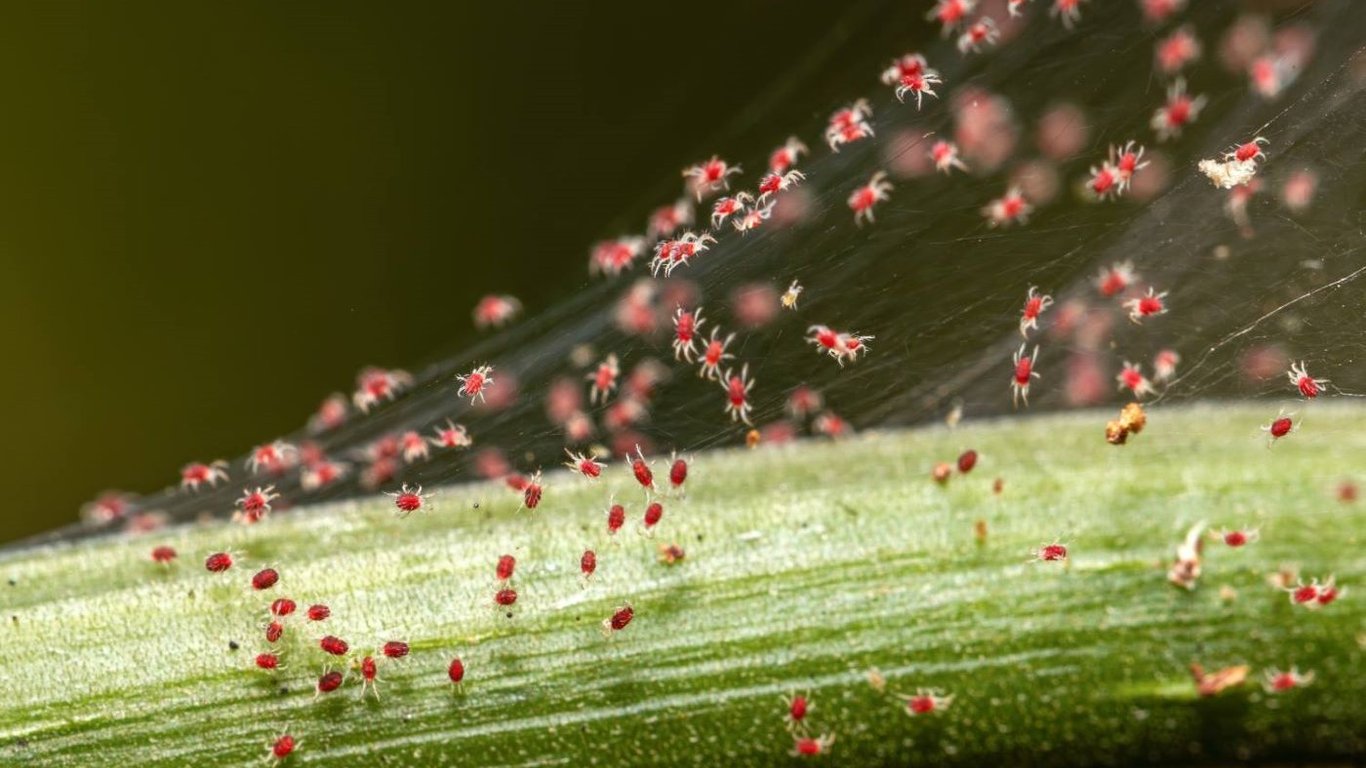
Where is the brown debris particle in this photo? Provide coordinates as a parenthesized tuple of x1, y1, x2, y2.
(1190, 662, 1250, 697)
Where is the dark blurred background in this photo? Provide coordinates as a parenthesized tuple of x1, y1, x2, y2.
(0, 1, 877, 543)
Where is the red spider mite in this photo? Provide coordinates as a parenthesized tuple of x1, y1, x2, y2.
(787, 386, 824, 419)
(1263, 412, 1295, 443)
(721, 365, 756, 425)
(205, 551, 234, 573)
(1155, 26, 1201, 75)
(669, 453, 688, 491)
(270, 731, 295, 761)
(581, 549, 597, 579)
(784, 692, 811, 727)
(448, 657, 466, 687)
(387, 483, 430, 517)
(1008, 0, 1030, 17)
(650, 231, 716, 277)
(151, 545, 177, 564)
(957, 449, 978, 474)
(1088, 162, 1121, 200)
(256, 653, 281, 671)
(1141, 0, 1185, 24)
(588, 354, 620, 405)
(901, 689, 954, 715)
(252, 568, 280, 591)
(1211, 527, 1259, 547)
(697, 328, 736, 381)
(672, 307, 705, 363)
(1019, 286, 1053, 337)
(301, 459, 348, 492)
(589, 235, 646, 277)
(732, 201, 775, 234)
(1011, 344, 1040, 407)
(352, 367, 412, 413)
(522, 472, 544, 510)
(603, 603, 634, 634)
(1227, 137, 1269, 164)
(814, 411, 851, 439)
(710, 193, 752, 229)
(270, 598, 297, 618)
(357, 655, 380, 699)
(265, 621, 285, 644)
(927, 0, 973, 35)
(429, 420, 472, 450)
(564, 449, 605, 480)
(647, 198, 694, 240)
(825, 100, 874, 151)
(1153, 349, 1180, 383)
(1111, 141, 1149, 188)
(1050, 0, 1086, 29)
(1287, 362, 1328, 399)
(496, 554, 516, 582)
(848, 172, 893, 225)
(1117, 362, 1155, 399)
(1123, 287, 1168, 323)
(235, 486, 280, 525)
(1264, 667, 1314, 693)
(792, 734, 836, 757)
(1031, 541, 1068, 562)
(382, 641, 410, 659)
(932, 140, 968, 174)
(494, 588, 518, 607)
(316, 670, 344, 696)
(983, 186, 1031, 227)
(247, 440, 297, 475)
(1150, 77, 1206, 142)
(643, 501, 664, 531)
(82, 491, 133, 524)
(757, 169, 805, 203)
(307, 604, 331, 622)
(607, 502, 627, 535)
(769, 137, 808, 174)
(473, 294, 522, 330)
(180, 460, 228, 491)
(682, 156, 741, 201)
(320, 635, 349, 656)
(456, 365, 495, 404)
(400, 430, 429, 464)
(957, 18, 999, 55)
(505, 473, 529, 492)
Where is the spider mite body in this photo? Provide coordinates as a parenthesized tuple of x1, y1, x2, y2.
(643, 501, 664, 531)
(602, 603, 634, 635)
(1287, 362, 1328, 399)
(1226, 137, 1269, 165)
(589, 236, 646, 277)
(781, 280, 803, 310)
(1050, 0, 1087, 29)
(732, 201, 775, 234)
(270, 732, 295, 761)
(983, 186, 1031, 227)
(1088, 162, 1121, 200)
(647, 198, 694, 240)
(307, 604, 331, 622)
(901, 689, 954, 716)
(606, 502, 627, 535)
(792, 734, 836, 757)
(1030, 541, 1069, 562)
(825, 99, 873, 151)
(848, 172, 893, 225)
(387, 484, 430, 517)
(710, 192, 752, 229)
(1007, 0, 1030, 17)
(1117, 362, 1155, 399)
(1211, 527, 1259, 548)
(1111, 141, 1149, 189)
(1123, 287, 1168, 323)
(769, 137, 808, 174)
(320, 635, 349, 656)
(757, 169, 805, 203)
(316, 670, 344, 696)
(382, 641, 410, 659)
(564, 449, 605, 480)
(357, 655, 380, 699)
(234, 486, 279, 523)
(721, 366, 756, 425)
(697, 328, 735, 381)
(1264, 667, 1315, 693)
(587, 354, 620, 405)
(580, 549, 597, 579)
(1263, 412, 1295, 444)
(495, 554, 517, 582)
(1153, 349, 1180, 383)
(1150, 77, 1206, 141)
(255, 653, 281, 671)
(627, 446, 655, 492)
(682, 156, 741, 201)
(784, 692, 811, 729)
(957, 17, 999, 55)
(669, 453, 688, 493)
(1286, 576, 1339, 609)
(473, 294, 522, 330)
(252, 568, 280, 591)
(400, 430, 429, 464)
(270, 598, 297, 618)
(957, 449, 978, 474)
(1156, 26, 1201, 75)
(1011, 344, 1040, 407)
(893, 63, 943, 109)
(456, 365, 495, 404)
(352, 368, 411, 413)
(494, 588, 518, 608)
(448, 657, 465, 688)
(521, 472, 544, 510)
(265, 621, 284, 643)
(180, 460, 228, 491)
(931, 140, 968, 174)
(205, 551, 234, 573)
(927, 0, 974, 36)
(151, 545, 177, 564)
(1019, 287, 1053, 338)
(430, 419, 472, 450)
(247, 440, 297, 475)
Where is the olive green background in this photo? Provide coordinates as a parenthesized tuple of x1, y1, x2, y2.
(0, 1, 848, 543)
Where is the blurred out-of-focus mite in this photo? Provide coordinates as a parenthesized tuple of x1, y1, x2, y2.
(180, 460, 229, 491)
(589, 236, 646, 277)
(757, 169, 805, 203)
(792, 733, 836, 757)
(204, 551, 234, 573)
(1140, 0, 1187, 25)
(1007, 0, 1030, 17)
(82, 491, 133, 524)
(1050, 0, 1087, 29)
(1156, 25, 1201, 75)
(781, 279, 803, 310)
(931, 140, 968, 174)
(234, 485, 280, 525)
(932, 462, 953, 485)
(580, 549, 597, 580)
(1285, 576, 1340, 608)
(709, 193, 751, 229)
(151, 545, 177, 565)
(495, 554, 516, 582)
(682, 156, 741, 201)
(1030, 540, 1069, 562)
(247, 440, 297, 474)
(357, 655, 380, 699)
(1019, 286, 1053, 337)
(642, 501, 664, 532)
(697, 327, 736, 381)
(1112, 141, 1149, 189)
(255, 652, 281, 671)
(1262, 411, 1296, 444)
(927, 0, 972, 36)
(606, 502, 627, 536)
(1123, 286, 1168, 323)
(1117, 362, 1155, 399)
(848, 171, 893, 225)
(721, 365, 756, 425)
(307, 603, 331, 622)
(252, 567, 280, 591)
(768, 137, 808, 173)
(647, 198, 693, 240)
(957, 17, 999, 55)
(400, 430, 429, 464)
(1096, 260, 1137, 297)
(315, 670, 344, 697)
(564, 449, 605, 480)
(1191, 663, 1249, 697)
(602, 603, 634, 635)
(268, 730, 295, 762)
(1263, 667, 1315, 693)
(733, 201, 775, 234)
(521, 472, 544, 510)
(352, 368, 411, 414)
(1150, 77, 1206, 141)
(1211, 526, 1259, 548)
(429, 419, 472, 450)
(900, 689, 954, 716)
(1088, 160, 1122, 200)
(1153, 349, 1180, 383)
(825, 100, 874, 151)
(787, 385, 823, 419)
(957, 449, 978, 474)
(784, 693, 811, 730)
(456, 365, 495, 404)
(301, 459, 348, 491)
(448, 657, 466, 690)
(983, 186, 1031, 227)
(472, 294, 521, 330)
(382, 641, 409, 659)
(658, 543, 686, 564)
(814, 411, 851, 439)
(1011, 343, 1040, 407)
(386, 483, 430, 517)
(587, 354, 620, 405)
(1287, 361, 1328, 399)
